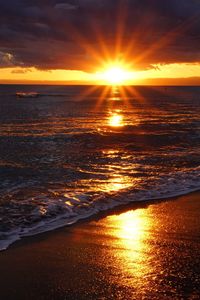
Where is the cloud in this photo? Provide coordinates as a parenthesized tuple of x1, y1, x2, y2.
(55, 3, 78, 10)
(0, 51, 15, 67)
(0, 0, 200, 71)
(11, 68, 32, 73)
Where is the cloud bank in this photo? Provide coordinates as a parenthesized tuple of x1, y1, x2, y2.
(0, 0, 200, 71)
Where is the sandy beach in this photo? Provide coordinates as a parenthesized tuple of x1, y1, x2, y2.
(0, 192, 199, 299)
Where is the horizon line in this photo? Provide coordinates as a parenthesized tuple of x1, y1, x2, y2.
(0, 76, 200, 86)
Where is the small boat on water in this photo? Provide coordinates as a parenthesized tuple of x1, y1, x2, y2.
(16, 92, 40, 98)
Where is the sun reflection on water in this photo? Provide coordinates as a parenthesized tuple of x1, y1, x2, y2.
(104, 209, 154, 283)
(108, 113, 124, 127)
(77, 172, 132, 194)
(105, 174, 132, 192)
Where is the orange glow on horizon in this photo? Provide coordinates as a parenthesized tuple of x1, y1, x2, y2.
(0, 63, 200, 85)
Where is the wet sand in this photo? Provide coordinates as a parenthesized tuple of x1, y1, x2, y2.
(0, 192, 200, 300)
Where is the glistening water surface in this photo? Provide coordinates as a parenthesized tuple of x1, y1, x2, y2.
(0, 85, 199, 249)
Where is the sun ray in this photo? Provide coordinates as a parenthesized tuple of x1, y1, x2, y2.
(132, 13, 200, 67)
(122, 86, 148, 106)
(75, 85, 100, 102)
(91, 23, 113, 63)
(62, 19, 107, 70)
(118, 86, 132, 109)
(95, 85, 111, 111)
(114, 0, 129, 59)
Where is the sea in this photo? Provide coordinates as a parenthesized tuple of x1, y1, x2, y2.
(0, 85, 199, 250)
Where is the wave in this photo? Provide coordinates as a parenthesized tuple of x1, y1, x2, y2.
(0, 168, 199, 251)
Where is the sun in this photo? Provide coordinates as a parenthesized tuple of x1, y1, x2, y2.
(103, 67, 129, 85)
(96, 63, 132, 85)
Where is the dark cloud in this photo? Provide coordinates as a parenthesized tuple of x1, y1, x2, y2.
(11, 68, 32, 73)
(55, 3, 78, 10)
(0, 0, 200, 71)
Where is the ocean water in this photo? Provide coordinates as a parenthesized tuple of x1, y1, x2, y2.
(0, 85, 199, 250)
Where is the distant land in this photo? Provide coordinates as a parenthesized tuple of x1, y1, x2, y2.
(0, 77, 200, 86)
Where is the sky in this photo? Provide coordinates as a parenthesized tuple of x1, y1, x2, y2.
(0, 0, 200, 84)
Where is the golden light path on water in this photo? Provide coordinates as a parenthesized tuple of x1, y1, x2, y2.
(98, 208, 160, 294)
(74, 88, 137, 194)
(86, 86, 160, 292)
(75, 168, 133, 194)
(108, 113, 124, 127)
(103, 93, 152, 287)
(66, 84, 155, 291)
(107, 210, 152, 278)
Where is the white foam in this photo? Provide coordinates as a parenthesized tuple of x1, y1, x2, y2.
(0, 169, 199, 252)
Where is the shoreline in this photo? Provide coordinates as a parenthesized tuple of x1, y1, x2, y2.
(0, 192, 200, 300)
(2, 188, 200, 252)
(0, 191, 199, 299)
